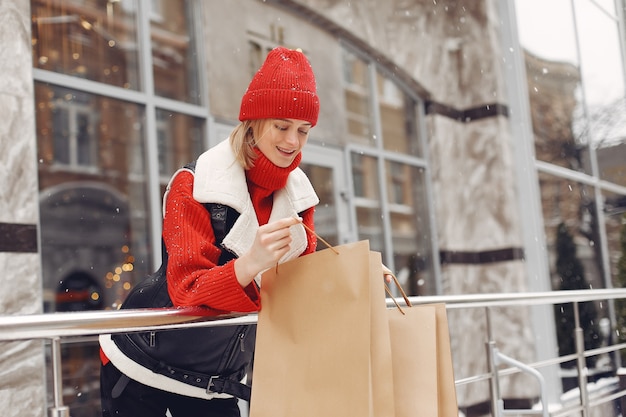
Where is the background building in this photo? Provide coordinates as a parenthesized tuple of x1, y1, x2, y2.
(1, 0, 625, 416)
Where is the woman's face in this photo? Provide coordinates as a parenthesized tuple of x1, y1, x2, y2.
(254, 118, 311, 168)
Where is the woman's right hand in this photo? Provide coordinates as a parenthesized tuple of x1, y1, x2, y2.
(234, 217, 301, 286)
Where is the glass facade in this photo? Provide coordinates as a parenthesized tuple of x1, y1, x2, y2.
(515, 0, 626, 370)
(31, 1, 206, 413)
(32, 0, 205, 311)
(516, 0, 626, 291)
(31, 0, 141, 89)
(36, 83, 150, 311)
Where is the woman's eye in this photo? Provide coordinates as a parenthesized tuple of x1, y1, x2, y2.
(274, 124, 288, 131)
(299, 130, 309, 135)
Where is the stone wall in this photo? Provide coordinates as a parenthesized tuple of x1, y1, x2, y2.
(0, 1, 46, 417)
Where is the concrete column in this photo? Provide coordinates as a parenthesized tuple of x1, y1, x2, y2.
(0, 1, 46, 417)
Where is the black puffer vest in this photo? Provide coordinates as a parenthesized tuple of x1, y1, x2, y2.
(108, 163, 256, 401)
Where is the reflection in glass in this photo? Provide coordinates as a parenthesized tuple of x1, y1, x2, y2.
(156, 109, 204, 184)
(593, 136, 626, 188)
(518, 0, 626, 294)
(538, 172, 605, 291)
(343, 49, 374, 146)
(150, 0, 202, 104)
(573, 1, 626, 183)
(386, 162, 434, 295)
(300, 163, 339, 247)
(31, 0, 140, 90)
(377, 71, 421, 157)
(604, 189, 626, 288)
(573, 0, 624, 108)
(517, 0, 626, 178)
(515, 0, 591, 173)
(351, 152, 384, 254)
(36, 83, 151, 313)
(540, 171, 610, 367)
(515, 0, 578, 64)
(524, 50, 587, 169)
(49, 90, 98, 168)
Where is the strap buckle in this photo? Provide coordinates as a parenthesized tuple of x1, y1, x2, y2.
(206, 375, 219, 394)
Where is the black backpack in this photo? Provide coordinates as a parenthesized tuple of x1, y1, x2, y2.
(109, 163, 256, 401)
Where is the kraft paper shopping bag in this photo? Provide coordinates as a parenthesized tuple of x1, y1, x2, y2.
(249, 240, 379, 417)
(387, 298, 458, 417)
(369, 250, 396, 417)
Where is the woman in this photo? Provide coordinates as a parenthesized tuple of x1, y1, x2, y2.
(100, 46, 320, 417)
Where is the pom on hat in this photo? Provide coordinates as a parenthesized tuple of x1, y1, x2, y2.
(239, 46, 320, 127)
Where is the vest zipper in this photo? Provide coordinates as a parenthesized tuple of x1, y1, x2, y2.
(220, 326, 247, 371)
(238, 332, 245, 352)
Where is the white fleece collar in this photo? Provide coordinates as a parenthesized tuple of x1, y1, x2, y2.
(191, 139, 319, 262)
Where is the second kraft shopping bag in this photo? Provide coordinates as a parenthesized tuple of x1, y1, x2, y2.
(387, 281, 458, 417)
(249, 240, 391, 417)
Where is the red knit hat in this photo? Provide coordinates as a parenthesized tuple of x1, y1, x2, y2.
(239, 47, 320, 127)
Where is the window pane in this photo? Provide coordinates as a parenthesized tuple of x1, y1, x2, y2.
(351, 153, 384, 254)
(538, 172, 605, 291)
(51, 106, 70, 164)
(300, 163, 339, 247)
(76, 112, 92, 165)
(343, 49, 374, 146)
(42, 87, 98, 169)
(377, 71, 421, 157)
(155, 109, 204, 182)
(574, 0, 624, 110)
(595, 139, 626, 188)
(36, 83, 151, 313)
(574, 2, 626, 178)
(31, 0, 140, 90)
(386, 162, 435, 295)
(515, 0, 593, 174)
(151, 0, 202, 104)
(604, 189, 626, 288)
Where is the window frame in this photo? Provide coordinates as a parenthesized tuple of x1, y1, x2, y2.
(32, 0, 210, 272)
(341, 43, 441, 290)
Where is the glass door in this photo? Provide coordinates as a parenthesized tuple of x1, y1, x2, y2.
(300, 144, 351, 248)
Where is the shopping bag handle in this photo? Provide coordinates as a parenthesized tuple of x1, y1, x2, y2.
(276, 217, 341, 275)
(384, 272, 413, 314)
(293, 217, 414, 315)
(297, 217, 339, 255)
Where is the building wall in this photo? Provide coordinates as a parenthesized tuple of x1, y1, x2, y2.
(202, 0, 347, 146)
(0, 1, 46, 417)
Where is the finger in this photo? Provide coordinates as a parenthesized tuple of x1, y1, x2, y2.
(261, 217, 300, 234)
(276, 216, 302, 228)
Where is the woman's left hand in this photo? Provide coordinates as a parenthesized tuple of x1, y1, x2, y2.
(382, 264, 394, 283)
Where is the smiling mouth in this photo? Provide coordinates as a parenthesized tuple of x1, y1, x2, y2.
(277, 147, 296, 155)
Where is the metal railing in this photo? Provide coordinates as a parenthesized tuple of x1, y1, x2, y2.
(3, 288, 626, 417)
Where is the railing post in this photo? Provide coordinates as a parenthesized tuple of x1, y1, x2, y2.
(487, 340, 502, 417)
(485, 307, 502, 417)
(573, 301, 589, 417)
(49, 337, 70, 417)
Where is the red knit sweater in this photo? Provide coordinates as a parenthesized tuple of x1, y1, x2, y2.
(100, 151, 316, 366)
(162, 149, 316, 313)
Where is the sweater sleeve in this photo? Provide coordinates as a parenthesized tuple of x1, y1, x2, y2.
(300, 206, 318, 255)
(162, 171, 260, 312)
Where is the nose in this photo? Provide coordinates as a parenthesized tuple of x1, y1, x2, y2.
(285, 128, 299, 147)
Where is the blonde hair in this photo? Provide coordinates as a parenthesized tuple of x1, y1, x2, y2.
(229, 120, 266, 170)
